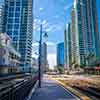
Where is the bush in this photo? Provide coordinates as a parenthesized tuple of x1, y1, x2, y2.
(57, 66, 64, 74)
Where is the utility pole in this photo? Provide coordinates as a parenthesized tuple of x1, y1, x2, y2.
(38, 24, 43, 88)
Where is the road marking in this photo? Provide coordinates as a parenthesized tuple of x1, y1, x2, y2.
(58, 83, 81, 100)
(51, 77, 91, 100)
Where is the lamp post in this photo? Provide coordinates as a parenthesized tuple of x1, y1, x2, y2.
(38, 24, 48, 88)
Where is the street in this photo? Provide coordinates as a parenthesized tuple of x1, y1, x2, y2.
(30, 75, 79, 100)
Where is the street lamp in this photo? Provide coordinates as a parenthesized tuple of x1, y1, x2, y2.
(38, 24, 48, 88)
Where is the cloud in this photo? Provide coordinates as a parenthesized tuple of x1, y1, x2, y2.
(42, 20, 47, 25)
(32, 53, 57, 70)
(64, 3, 73, 11)
(32, 42, 39, 47)
(47, 54, 57, 69)
(33, 19, 49, 31)
(33, 18, 41, 30)
(32, 41, 57, 69)
(32, 41, 56, 47)
(54, 15, 59, 18)
(39, 7, 44, 11)
(46, 41, 56, 46)
(46, 24, 63, 32)
(33, 17, 63, 33)
(32, 41, 57, 54)
(42, 20, 49, 28)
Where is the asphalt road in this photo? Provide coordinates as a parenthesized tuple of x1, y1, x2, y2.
(30, 76, 80, 100)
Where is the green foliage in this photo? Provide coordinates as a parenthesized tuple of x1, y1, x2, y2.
(80, 63, 86, 68)
(85, 52, 98, 66)
(57, 66, 64, 74)
(0, 43, 3, 48)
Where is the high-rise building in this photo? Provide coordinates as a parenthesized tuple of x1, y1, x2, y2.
(0, 0, 4, 33)
(71, 8, 80, 66)
(64, 29, 68, 69)
(64, 24, 72, 70)
(96, 0, 100, 35)
(67, 23, 72, 67)
(4, 0, 33, 72)
(73, 0, 100, 66)
(86, 0, 100, 64)
(57, 42, 64, 67)
(41, 42, 47, 73)
(74, 0, 87, 66)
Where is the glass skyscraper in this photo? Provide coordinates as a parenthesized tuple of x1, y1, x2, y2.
(4, 0, 33, 72)
(64, 23, 72, 69)
(57, 42, 64, 67)
(0, 0, 4, 33)
(96, 0, 100, 35)
(74, 0, 100, 66)
(71, 7, 80, 66)
(64, 29, 68, 69)
(74, 0, 87, 65)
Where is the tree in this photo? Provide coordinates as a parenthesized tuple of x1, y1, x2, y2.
(85, 52, 96, 66)
(57, 66, 64, 74)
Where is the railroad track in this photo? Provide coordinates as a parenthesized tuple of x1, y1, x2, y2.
(73, 86, 100, 100)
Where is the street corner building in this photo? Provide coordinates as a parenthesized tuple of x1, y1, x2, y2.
(0, 33, 21, 74)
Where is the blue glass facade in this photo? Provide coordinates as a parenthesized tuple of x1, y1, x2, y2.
(4, 0, 33, 72)
(96, 0, 100, 34)
(0, 0, 4, 33)
(73, 0, 100, 66)
(57, 42, 64, 66)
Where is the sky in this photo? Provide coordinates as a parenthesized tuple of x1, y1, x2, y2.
(33, 0, 100, 68)
(32, 42, 57, 69)
(0, 0, 99, 68)
(33, 0, 73, 42)
(33, 0, 73, 68)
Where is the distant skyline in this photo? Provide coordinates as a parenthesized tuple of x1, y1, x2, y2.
(33, 0, 73, 67)
(32, 42, 57, 69)
(33, 0, 100, 67)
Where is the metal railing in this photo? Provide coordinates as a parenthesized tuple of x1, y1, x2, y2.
(0, 75, 38, 100)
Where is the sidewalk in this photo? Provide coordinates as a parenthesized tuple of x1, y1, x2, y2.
(30, 76, 79, 100)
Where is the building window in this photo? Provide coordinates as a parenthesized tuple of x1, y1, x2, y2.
(14, 24, 19, 29)
(10, 2, 14, 6)
(15, 12, 20, 17)
(14, 30, 19, 35)
(7, 30, 12, 35)
(15, 18, 19, 23)
(9, 7, 14, 12)
(8, 24, 12, 29)
(8, 18, 13, 23)
(16, 7, 20, 11)
(16, 2, 20, 6)
(8, 13, 13, 17)
(13, 36, 18, 41)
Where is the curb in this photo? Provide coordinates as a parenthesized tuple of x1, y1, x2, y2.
(27, 80, 39, 100)
(51, 77, 92, 100)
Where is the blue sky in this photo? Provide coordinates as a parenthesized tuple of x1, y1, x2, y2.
(33, 0, 100, 68)
(33, 0, 73, 43)
(33, 0, 73, 67)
